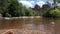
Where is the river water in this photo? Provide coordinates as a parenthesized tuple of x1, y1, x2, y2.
(0, 18, 60, 34)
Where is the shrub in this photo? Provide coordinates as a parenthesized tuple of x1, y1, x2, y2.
(43, 8, 60, 18)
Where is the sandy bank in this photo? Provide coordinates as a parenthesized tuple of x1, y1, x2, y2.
(0, 16, 43, 20)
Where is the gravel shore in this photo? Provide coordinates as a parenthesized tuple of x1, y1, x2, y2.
(0, 29, 53, 34)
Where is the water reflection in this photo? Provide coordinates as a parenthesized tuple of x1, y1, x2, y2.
(0, 18, 60, 34)
(22, 24, 35, 30)
(38, 23, 46, 31)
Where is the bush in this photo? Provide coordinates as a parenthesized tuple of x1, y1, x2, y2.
(25, 8, 38, 16)
(43, 8, 60, 18)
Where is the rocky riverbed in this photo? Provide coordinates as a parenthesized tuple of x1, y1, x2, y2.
(0, 29, 54, 34)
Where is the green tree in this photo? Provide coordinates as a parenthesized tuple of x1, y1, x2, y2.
(0, 0, 43, 17)
(0, 0, 20, 17)
(25, 8, 38, 16)
(0, 0, 11, 16)
(7, 0, 20, 17)
(43, 8, 60, 18)
(58, 0, 60, 3)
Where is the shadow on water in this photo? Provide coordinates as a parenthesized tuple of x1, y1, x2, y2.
(0, 18, 60, 34)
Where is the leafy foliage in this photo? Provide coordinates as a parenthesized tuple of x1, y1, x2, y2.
(43, 7, 60, 18)
(0, 0, 20, 17)
(0, 0, 60, 18)
(0, 0, 39, 17)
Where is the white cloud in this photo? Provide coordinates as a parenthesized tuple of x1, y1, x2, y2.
(36, 1, 45, 7)
(19, 1, 33, 8)
(29, 1, 35, 4)
(48, 0, 54, 4)
(19, 0, 45, 8)
(19, 0, 53, 8)
(20, 0, 34, 1)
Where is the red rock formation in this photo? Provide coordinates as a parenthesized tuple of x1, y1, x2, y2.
(34, 4, 41, 11)
(42, 4, 50, 9)
(33, 4, 50, 11)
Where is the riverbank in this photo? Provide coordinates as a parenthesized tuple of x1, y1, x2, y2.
(12, 16, 42, 18)
(0, 16, 43, 20)
(0, 29, 52, 34)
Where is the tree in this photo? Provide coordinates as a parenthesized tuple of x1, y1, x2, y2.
(7, 0, 20, 17)
(0, 0, 43, 17)
(0, 0, 20, 17)
(53, 0, 59, 8)
(25, 8, 38, 16)
(53, 0, 60, 3)
(58, 0, 60, 3)
(0, 0, 11, 15)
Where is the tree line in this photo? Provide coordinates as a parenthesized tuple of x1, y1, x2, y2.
(0, 0, 40, 17)
(0, 0, 60, 18)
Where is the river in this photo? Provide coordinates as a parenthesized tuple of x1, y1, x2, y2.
(0, 18, 60, 34)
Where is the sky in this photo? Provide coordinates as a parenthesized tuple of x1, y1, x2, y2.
(19, 0, 53, 8)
